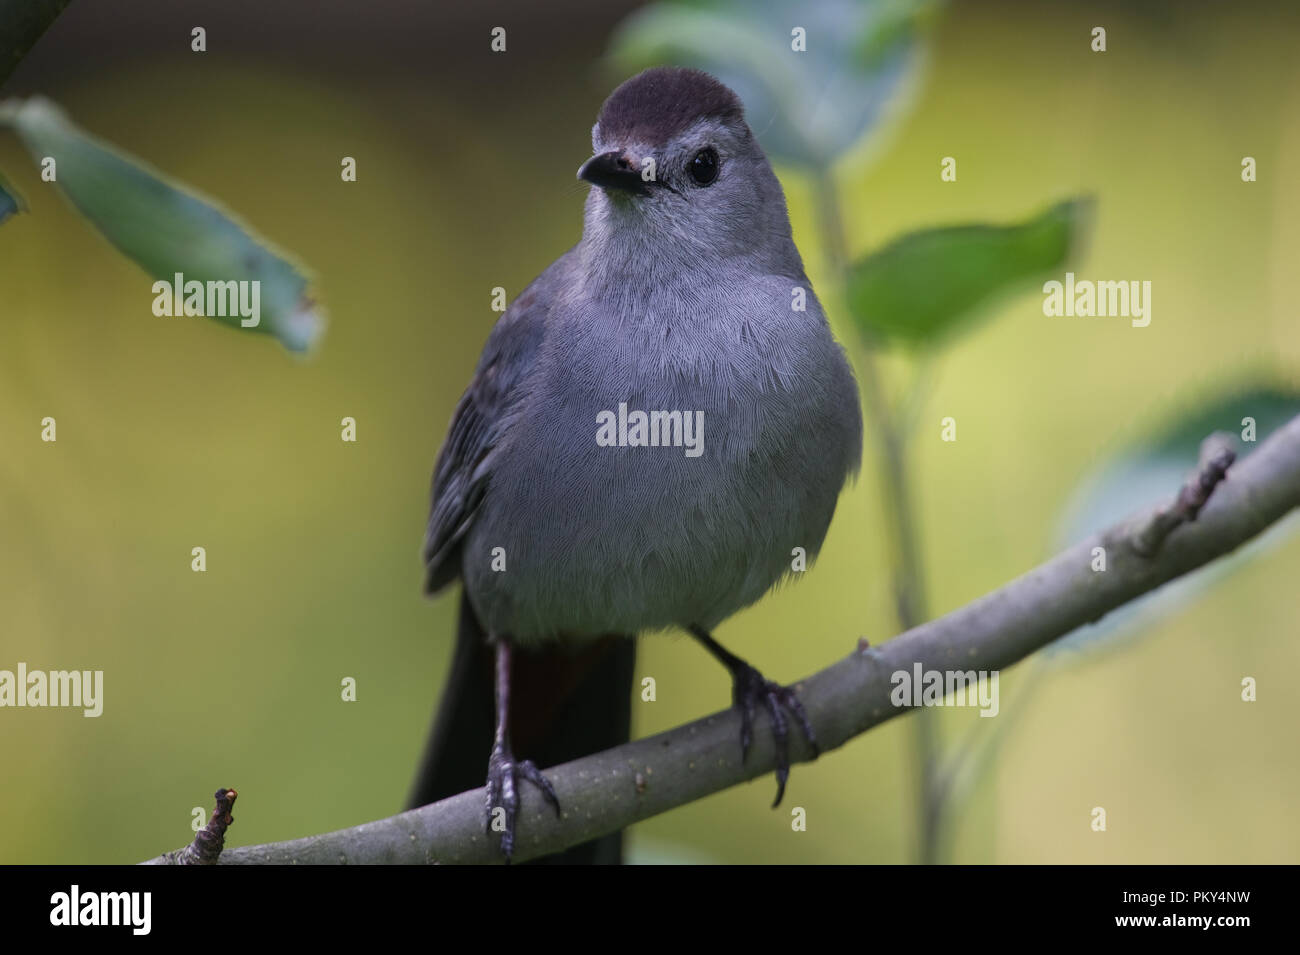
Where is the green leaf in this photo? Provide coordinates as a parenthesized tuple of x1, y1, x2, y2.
(2, 97, 323, 352)
(0, 168, 24, 224)
(1050, 385, 1300, 658)
(845, 197, 1093, 348)
(607, 0, 940, 167)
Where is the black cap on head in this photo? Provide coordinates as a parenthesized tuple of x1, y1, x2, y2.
(595, 67, 745, 148)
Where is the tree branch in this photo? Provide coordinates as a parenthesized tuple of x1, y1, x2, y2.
(1130, 431, 1236, 556)
(142, 414, 1300, 865)
(145, 789, 238, 866)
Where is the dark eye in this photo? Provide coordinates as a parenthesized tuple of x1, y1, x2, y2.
(689, 147, 719, 185)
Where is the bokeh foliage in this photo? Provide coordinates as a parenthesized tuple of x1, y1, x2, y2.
(2, 0, 1299, 864)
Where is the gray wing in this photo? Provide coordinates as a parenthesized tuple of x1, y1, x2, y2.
(422, 255, 566, 594)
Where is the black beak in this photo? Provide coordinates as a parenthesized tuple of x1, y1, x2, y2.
(577, 150, 649, 195)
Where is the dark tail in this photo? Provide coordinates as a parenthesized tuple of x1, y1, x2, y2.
(407, 591, 637, 864)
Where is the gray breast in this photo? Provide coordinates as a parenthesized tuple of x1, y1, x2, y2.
(461, 274, 862, 644)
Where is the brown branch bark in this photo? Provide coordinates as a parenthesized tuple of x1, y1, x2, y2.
(145, 789, 238, 866)
(1130, 432, 1236, 556)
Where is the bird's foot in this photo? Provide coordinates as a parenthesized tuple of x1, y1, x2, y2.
(729, 662, 819, 807)
(485, 742, 560, 862)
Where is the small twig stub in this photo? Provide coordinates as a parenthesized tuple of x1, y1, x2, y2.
(1130, 439, 1236, 558)
(150, 788, 237, 866)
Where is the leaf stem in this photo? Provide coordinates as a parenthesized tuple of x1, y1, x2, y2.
(812, 165, 937, 863)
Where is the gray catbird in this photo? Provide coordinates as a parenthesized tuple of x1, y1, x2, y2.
(408, 67, 863, 863)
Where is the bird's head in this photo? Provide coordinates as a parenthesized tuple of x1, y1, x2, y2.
(578, 67, 795, 268)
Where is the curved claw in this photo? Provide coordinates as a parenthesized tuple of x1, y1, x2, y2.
(485, 745, 561, 861)
(730, 663, 818, 807)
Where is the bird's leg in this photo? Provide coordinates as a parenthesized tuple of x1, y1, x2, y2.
(484, 637, 560, 861)
(688, 626, 819, 807)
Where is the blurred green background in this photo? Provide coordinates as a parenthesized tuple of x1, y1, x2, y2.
(2, 0, 1298, 864)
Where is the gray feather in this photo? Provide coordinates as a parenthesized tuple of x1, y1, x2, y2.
(425, 68, 863, 645)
